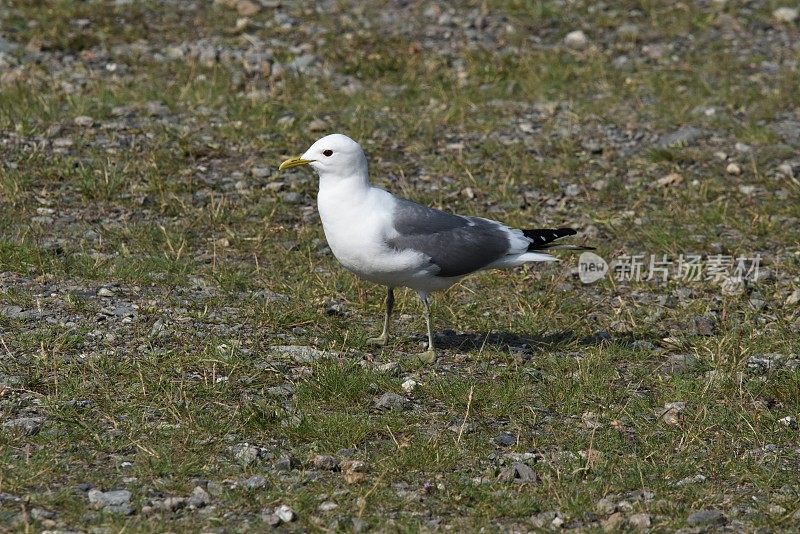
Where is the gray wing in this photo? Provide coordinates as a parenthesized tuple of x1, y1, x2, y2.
(386, 198, 511, 277)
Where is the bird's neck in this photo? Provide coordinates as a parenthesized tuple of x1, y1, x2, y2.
(317, 171, 372, 227)
(317, 170, 371, 199)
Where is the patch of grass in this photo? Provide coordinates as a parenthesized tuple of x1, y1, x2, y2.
(1, 0, 799, 531)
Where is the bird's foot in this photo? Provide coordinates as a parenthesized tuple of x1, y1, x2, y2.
(408, 349, 437, 366)
(366, 334, 389, 347)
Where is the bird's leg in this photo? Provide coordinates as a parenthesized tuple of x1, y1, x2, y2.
(367, 287, 394, 346)
(417, 291, 437, 363)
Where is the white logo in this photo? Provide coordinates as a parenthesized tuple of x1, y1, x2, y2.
(579, 252, 609, 284)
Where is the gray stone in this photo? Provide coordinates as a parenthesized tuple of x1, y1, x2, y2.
(318, 501, 338, 512)
(232, 443, 261, 465)
(279, 192, 303, 204)
(236, 0, 261, 16)
(262, 509, 282, 526)
(658, 126, 704, 148)
(506, 462, 537, 483)
(774, 7, 799, 23)
(779, 415, 798, 429)
(274, 455, 298, 471)
(687, 509, 727, 526)
(251, 167, 270, 179)
(312, 454, 339, 471)
(165, 45, 185, 59)
(187, 486, 210, 508)
(3, 417, 44, 435)
(29, 507, 55, 520)
(111, 305, 136, 317)
(747, 353, 788, 373)
(771, 119, 800, 143)
(595, 497, 616, 514)
(374, 392, 409, 411)
(161, 496, 187, 511)
(0, 37, 19, 54)
(88, 489, 131, 507)
(275, 504, 295, 522)
(692, 315, 716, 336)
(376, 361, 401, 375)
(0, 305, 23, 319)
(628, 513, 651, 529)
(97, 287, 115, 297)
(73, 115, 94, 127)
(494, 432, 517, 447)
(88, 489, 132, 514)
(786, 289, 800, 306)
(146, 101, 169, 117)
(564, 30, 588, 49)
(531, 510, 564, 528)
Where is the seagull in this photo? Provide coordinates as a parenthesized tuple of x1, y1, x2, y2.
(279, 134, 592, 361)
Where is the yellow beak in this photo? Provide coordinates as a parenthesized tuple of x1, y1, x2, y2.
(278, 157, 313, 171)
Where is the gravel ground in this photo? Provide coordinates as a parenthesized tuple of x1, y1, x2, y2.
(1, 0, 799, 531)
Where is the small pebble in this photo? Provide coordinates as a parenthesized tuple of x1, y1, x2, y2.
(494, 432, 517, 447)
(73, 115, 94, 127)
(2, 417, 44, 435)
(726, 162, 741, 175)
(97, 287, 115, 297)
(769, 504, 787, 515)
(773, 7, 798, 23)
(687, 509, 727, 526)
(374, 392, 409, 411)
(628, 513, 651, 529)
(275, 504, 295, 522)
(318, 501, 338, 512)
(312, 454, 339, 471)
(401, 378, 418, 393)
(251, 167, 270, 179)
(778, 415, 798, 429)
(564, 30, 588, 49)
(236, 0, 261, 16)
(308, 118, 328, 133)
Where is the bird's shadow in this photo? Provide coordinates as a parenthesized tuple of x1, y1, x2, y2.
(425, 329, 644, 354)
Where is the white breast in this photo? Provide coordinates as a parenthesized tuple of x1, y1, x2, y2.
(317, 183, 438, 288)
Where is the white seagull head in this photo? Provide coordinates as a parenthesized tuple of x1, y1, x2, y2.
(279, 133, 368, 182)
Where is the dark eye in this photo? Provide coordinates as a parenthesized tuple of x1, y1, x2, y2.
(322, 149, 333, 157)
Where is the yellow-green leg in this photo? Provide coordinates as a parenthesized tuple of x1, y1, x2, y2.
(367, 287, 394, 346)
(416, 291, 437, 364)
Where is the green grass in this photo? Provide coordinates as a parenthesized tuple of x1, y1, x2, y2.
(1, 0, 799, 531)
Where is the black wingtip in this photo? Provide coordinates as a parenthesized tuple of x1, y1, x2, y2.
(523, 227, 582, 250)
